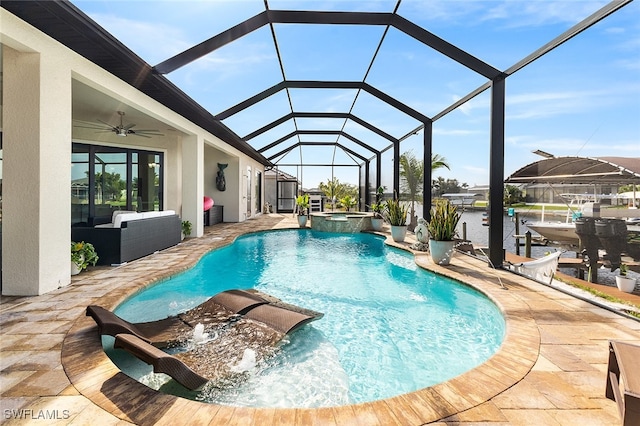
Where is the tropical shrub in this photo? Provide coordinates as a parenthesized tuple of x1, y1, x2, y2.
(427, 200, 460, 241)
(71, 241, 99, 270)
(384, 196, 408, 226)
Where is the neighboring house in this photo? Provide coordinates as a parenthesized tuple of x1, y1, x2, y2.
(1, 6, 269, 295)
(520, 183, 621, 205)
(265, 169, 300, 213)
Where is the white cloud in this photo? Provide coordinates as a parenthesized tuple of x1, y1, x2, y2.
(433, 128, 482, 136)
(479, 1, 610, 29)
(86, 13, 191, 64)
(402, 0, 611, 29)
(461, 165, 487, 174)
(504, 86, 638, 120)
(505, 134, 640, 158)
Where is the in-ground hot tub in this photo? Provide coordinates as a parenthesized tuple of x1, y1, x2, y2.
(310, 211, 373, 233)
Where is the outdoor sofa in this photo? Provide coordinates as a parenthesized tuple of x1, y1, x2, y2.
(71, 210, 181, 265)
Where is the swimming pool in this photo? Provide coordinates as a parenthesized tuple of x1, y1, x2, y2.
(110, 229, 505, 408)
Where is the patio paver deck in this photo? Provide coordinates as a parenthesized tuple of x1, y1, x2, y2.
(1, 214, 638, 425)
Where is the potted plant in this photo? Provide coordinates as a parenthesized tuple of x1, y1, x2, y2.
(181, 220, 192, 240)
(369, 186, 385, 231)
(71, 241, 98, 275)
(384, 195, 408, 242)
(615, 264, 636, 293)
(426, 200, 461, 265)
(296, 194, 310, 227)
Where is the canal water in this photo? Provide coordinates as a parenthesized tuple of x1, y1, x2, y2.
(457, 209, 552, 254)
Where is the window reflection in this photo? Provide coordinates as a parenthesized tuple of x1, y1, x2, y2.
(94, 152, 127, 219)
(71, 150, 90, 225)
(71, 144, 163, 226)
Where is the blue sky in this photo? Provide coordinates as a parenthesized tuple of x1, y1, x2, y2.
(71, 0, 639, 190)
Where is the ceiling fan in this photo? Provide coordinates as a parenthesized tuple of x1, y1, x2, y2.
(74, 111, 164, 138)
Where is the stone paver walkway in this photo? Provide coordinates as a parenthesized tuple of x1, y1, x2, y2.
(1, 214, 638, 425)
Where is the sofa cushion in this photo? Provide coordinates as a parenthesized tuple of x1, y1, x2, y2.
(113, 210, 137, 222)
(113, 212, 144, 228)
(95, 210, 177, 228)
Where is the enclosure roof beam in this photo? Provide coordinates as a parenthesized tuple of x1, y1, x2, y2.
(258, 129, 380, 155)
(244, 112, 397, 144)
(267, 141, 367, 163)
(216, 80, 429, 123)
(154, 10, 499, 79)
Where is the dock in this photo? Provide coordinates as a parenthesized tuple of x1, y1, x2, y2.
(505, 252, 640, 307)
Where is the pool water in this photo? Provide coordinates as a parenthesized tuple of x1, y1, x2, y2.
(111, 229, 505, 408)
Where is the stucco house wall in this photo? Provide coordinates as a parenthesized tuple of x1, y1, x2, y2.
(1, 9, 264, 295)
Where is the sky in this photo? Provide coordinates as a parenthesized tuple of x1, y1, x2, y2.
(71, 0, 640, 190)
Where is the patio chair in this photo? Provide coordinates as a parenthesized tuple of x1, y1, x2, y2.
(507, 251, 562, 284)
(606, 340, 640, 426)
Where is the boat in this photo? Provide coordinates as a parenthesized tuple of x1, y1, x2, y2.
(504, 155, 640, 277)
(526, 221, 579, 246)
(525, 205, 640, 248)
(522, 194, 593, 246)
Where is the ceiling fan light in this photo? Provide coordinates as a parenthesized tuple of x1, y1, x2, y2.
(116, 128, 128, 137)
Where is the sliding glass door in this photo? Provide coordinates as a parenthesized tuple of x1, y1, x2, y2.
(72, 143, 163, 226)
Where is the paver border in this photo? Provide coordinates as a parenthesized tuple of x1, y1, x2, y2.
(61, 221, 540, 425)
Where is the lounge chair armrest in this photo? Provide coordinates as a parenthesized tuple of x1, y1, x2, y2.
(114, 333, 209, 391)
(86, 305, 151, 343)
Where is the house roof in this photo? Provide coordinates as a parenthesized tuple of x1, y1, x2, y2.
(1, 0, 269, 165)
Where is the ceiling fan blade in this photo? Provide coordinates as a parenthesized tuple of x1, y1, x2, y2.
(73, 119, 103, 125)
(73, 124, 112, 131)
(124, 123, 137, 130)
(131, 133, 152, 138)
(96, 119, 117, 129)
(131, 129, 162, 133)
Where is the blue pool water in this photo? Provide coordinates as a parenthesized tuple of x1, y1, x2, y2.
(111, 229, 505, 408)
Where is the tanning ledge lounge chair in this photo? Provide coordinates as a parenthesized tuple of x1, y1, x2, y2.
(86, 289, 271, 347)
(114, 333, 210, 390)
(88, 289, 323, 390)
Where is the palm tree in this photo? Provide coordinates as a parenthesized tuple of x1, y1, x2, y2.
(399, 151, 450, 229)
(431, 153, 450, 172)
(318, 177, 358, 210)
(503, 184, 523, 206)
(399, 151, 423, 228)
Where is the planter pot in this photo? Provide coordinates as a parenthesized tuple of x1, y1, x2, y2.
(429, 240, 456, 265)
(390, 225, 407, 242)
(615, 276, 636, 293)
(71, 257, 83, 276)
(370, 217, 384, 232)
(297, 215, 308, 228)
